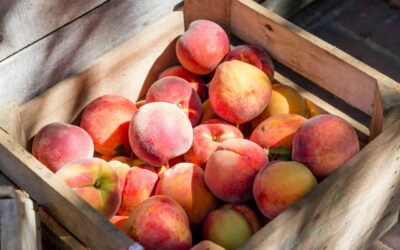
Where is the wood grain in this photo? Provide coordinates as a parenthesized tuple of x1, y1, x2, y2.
(0, 0, 181, 107)
(0, 0, 106, 61)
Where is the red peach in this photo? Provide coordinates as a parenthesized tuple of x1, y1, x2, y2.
(159, 65, 207, 101)
(56, 158, 120, 219)
(292, 114, 360, 178)
(125, 195, 192, 250)
(176, 20, 229, 75)
(209, 60, 272, 124)
(32, 122, 94, 172)
(204, 139, 269, 203)
(201, 99, 221, 123)
(253, 161, 317, 219)
(184, 121, 243, 168)
(110, 215, 128, 232)
(146, 76, 203, 126)
(80, 95, 137, 157)
(224, 44, 275, 81)
(155, 163, 219, 226)
(190, 241, 225, 250)
(129, 102, 193, 166)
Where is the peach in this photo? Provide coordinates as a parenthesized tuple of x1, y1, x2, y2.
(176, 20, 229, 75)
(292, 114, 360, 178)
(209, 60, 272, 124)
(159, 65, 207, 101)
(129, 102, 193, 167)
(253, 161, 317, 219)
(110, 215, 128, 232)
(306, 99, 328, 117)
(146, 76, 203, 126)
(251, 84, 308, 128)
(117, 163, 159, 216)
(155, 163, 219, 226)
(203, 204, 260, 250)
(125, 195, 192, 250)
(32, 122, 94, 172)
(56, 158, 120, 218)
(184, 121, 243, 168)
(80, 95, 137, 157)
(201, 99, 221, 122)
(108, 160, 130, 191)
(204, 139, 269, 203)
(224, 44, 275, 81)
(191, 240, 225, 250)
(250, 114, 307, 151)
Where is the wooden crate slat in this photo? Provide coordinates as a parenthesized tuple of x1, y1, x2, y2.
(0, 0, 106, 61)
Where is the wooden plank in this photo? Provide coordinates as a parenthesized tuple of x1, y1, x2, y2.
(241, 108, 400, 250)
(19, 11, 183, 141)
(0, 129, 136, 250)
(0, 0, 181, 107)
(0, 0, 106, 61)
(0, 101, 26, 147)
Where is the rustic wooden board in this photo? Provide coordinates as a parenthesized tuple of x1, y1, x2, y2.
(0, 0, 181, 107)
(0, 0, 106, 61)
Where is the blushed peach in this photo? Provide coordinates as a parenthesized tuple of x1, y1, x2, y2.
(191, 240, 225, 250)
(110, 215, 128, 232)
(253, 161, 317, 219)
(80, 95, 137, 157)
(306, 99, 328, 117)
(176, 20, 229, 75)
(209, 60, 272, 124)
(32, 122, 94, 172)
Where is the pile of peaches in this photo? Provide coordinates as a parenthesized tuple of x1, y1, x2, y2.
(31, 20, 360, 250)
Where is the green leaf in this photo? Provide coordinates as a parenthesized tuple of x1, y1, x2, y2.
(113, 144, 125, 155)
(268, 146, 292, 161)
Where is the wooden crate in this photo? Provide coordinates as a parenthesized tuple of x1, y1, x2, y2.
(1, 0, 400, 249)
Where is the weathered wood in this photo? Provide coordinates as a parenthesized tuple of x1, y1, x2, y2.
(0, 0, 181, 107)
(0, 0, 106, 61)
(241, 108, 400, 250)
(19, 11, 183, 141)
(0, 101, 26, 147)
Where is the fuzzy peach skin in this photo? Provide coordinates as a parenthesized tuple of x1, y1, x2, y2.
(155, 163, 219, 227)
(253, 161, 317, 219)
(108, 160, 130, 192)
(305, 99, 328, 117)
(110, 215, 128, 232)
(190, 240, 225, 250)
(146, 76, 203, 126)
(250, 114, 307, 150)
(117, 163, 159, 216)
(56, 158, 120, 219)
(209, 60, 272, 124)
(224, 44, 275, 81)
(203, 204, 260, 250)
(80, 95, 137, 157)
(184, 121, 243, 168)
(204, 139, 269, 203)
(129, 102, 193, 167)
(159, 65, 207, 101)
(292, 114, 360, 179)
(251, 84, 308, 128)
(32, 122, 94, 173)
(125, 195, 192, 250)
(176, 20, 229, 75)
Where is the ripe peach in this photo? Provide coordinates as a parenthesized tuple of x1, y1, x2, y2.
(155, 163, 219, 226)
(110, 215, 128, 232)
(129, 102, 193, 167)
(292, 114, 360, 178)
(159, 65, 207, 101)
(80, 95, 137, 157)
(117, 163, 158, 216)
(203, 204, 260, 250)
(32, 122, 94, 172)
(146, 76, 203, 126)
(251, 84, 307, 128)
(224, 44, 275, 81)
(253, 161, 317, 219)
(306, 99, 328, 117)
(191, 240, 225, 250)
(108, 160, 130, 191)
(56, 158, 120, 219)
(209, 60, 272, 124)
(184, 121, 243, 168)
(176, 20, 229, 75)
(250, 114, 307, 150)
(125, 195, 192, 250)
(201, 99, 221, 122)
(204, 139, 269, 203)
